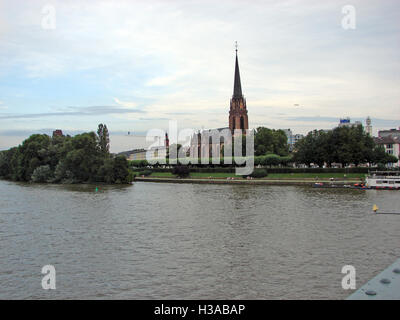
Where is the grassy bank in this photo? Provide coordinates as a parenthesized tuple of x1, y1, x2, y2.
(132, 171, 365, 180)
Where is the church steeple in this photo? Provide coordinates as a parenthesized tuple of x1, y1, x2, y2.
(229, 42, 248, 133)
(233, 43, 242, 98)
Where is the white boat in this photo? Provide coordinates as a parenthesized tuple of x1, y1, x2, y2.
(365, 171, 400, 189)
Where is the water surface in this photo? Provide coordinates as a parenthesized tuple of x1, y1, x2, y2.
(0, 180, 399, 299)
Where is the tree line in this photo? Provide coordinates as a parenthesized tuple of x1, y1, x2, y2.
(129, 125, 397, 169)
(0, 124, 132, 184)
(130, 154, 293, 168)
(293, 125, 398, 167)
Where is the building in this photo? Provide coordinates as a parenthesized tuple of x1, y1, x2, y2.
(127, 147, 169, 162)
(375, 127, 400, 167)
(337, 117, 362, 128)
(374, 135, 400, 167)
(190, 45, 249, 158)
(190, 127, 230, 159)
(283, 129, 304, 151)
(335, 117, 373, 136)
(229, 45, 249, 133)
(165, 133, 169, 148)
(52, 129, 63, 137)
(378, 128, 400, 139)
(126, 133, 169, 162)
(127, 148, 147, 161)
(365, 116, 372, 136)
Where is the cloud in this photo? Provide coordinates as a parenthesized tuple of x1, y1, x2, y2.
(0, 128, 85, 136)
(286, 116, 400, 126)
(0, 0, 399, 150)
(0, 105, 145, 120)
(138, 117, 170, 121)
(145, 70, 189, 87)
(113, 98, 137, 108)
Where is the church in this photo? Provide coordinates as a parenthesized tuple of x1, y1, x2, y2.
(189, 45, 249, 159)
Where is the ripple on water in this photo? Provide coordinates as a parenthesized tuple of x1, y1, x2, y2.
(0, 181, 399, 299)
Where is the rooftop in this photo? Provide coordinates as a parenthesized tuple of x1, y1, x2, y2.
(374, 136, 400, 144)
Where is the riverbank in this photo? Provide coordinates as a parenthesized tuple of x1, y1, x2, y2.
(132, 171, 365, 179)
(134, 176, 362, 186)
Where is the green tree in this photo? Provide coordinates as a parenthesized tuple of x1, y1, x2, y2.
(113, 155, 130, 183)
(262, 154, 281, 167)
(14, 134, 51, 181)
(294, 130, 329, 167)
(293, 132, 318, 167)
(31, 165, 53, 183)
(294, 125, 378, 167)
(0, 127, 130, 184)
(97, 123, 110, 156)
(372, 145, 398, 166)
(0, 148, 18, 178)
(172, 165, 190, 177)
(386, 154, 399, 165)
(254, 127, 289, 156)
(64, 132, 103, 182)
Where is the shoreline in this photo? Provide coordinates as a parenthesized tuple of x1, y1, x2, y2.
(134, 177, 362, 186)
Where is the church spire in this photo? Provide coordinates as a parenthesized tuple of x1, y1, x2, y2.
(233, 41, 242, 98)
(229, 42, 248, 133)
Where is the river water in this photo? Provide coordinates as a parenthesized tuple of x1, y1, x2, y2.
(0, 180, 399, 299)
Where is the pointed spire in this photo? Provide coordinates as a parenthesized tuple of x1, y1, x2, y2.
(233, 41, 242, 98)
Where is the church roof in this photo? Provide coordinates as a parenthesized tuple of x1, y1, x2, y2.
(196, 127, 230, 134)
(233, 50, 243, 98)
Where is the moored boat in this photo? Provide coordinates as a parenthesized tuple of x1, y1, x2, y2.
(312, 182, 369, 189)
(365, 171, 400, 190)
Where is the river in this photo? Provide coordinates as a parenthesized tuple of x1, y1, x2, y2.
(0, 180, 399, 299)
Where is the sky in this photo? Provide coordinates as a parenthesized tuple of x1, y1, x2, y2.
(0, 0, 399, 152)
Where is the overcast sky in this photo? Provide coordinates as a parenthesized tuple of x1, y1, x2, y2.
(0, 0, 399, 152)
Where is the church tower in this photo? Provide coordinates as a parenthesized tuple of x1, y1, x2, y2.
(229, 43, 249, 134)
(365, 116, 372, 136)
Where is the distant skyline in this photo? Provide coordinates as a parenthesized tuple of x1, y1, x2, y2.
(1, 0, 399, 152)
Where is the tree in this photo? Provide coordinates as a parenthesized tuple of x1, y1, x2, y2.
(31, 165, 53, 183)
(293, 130, 329, 167)
(0, 148, 17, 178)
(250, 168, 268, 178)
(262, 154, 281, 167)
(374, 145, 386, 164)
(293, 132, 317, 167)
(293, 125, 379, 167)
(53, 161, 74, 183)
(113, 155, 130, 183)
(0, 126, 130, 184)
(372, 145, 398, 166)
(386, 154, 399, 165)
(172, 165, 190, 177)
(63, 132, 104, 182)
(97, 158, 115, 183)
(14, 134, 52, 181)
(254, 127, 289, 156)
(97, 123, 110, 156)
